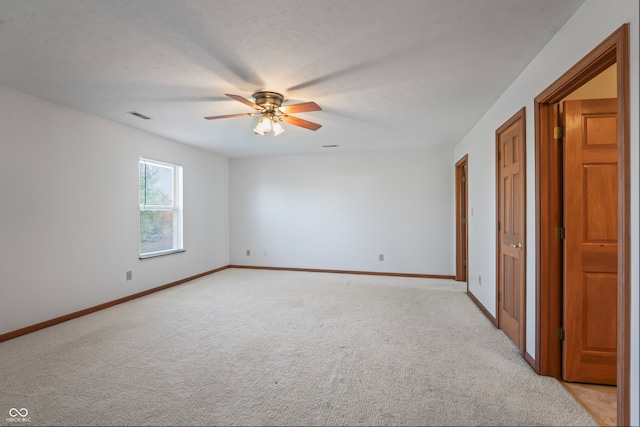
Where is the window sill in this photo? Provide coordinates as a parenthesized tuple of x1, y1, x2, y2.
(139, 249, 186, 260)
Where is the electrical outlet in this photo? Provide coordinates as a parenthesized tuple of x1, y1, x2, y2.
(246, 249, 250, 256)
(126, 271, 132, 281)
(379, 254, 384, 261)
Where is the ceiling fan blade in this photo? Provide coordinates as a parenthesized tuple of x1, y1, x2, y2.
(282, 115, 323, 131)
(204, 113, 256, 120)
(226, 94, 261, 110)
(279, 101, 322, 114)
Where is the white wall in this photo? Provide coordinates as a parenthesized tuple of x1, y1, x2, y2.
(230, 149, 455, 275)
(453, 1, 639, 423)
(0, 84, 230, 335)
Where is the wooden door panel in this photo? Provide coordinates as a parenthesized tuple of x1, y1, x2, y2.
(582, 150, 617, 163)
(577, 272, 617, 382)
(503, 176, 512, 234)
(584, 165, 617, 240)
(585, 116, 616, 146)
(501, 253, 519, 340)
(582, 244, 617, 273)
(563, 98, 617, 385)
(511, 172, 522, 237)
(502, 253, 521, 317)
(583, 273, 617, 350)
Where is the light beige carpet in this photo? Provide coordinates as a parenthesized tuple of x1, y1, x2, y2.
(0, 268, 596, 426)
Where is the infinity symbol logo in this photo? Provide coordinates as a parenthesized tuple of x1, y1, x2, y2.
(9, 408, 28, 417)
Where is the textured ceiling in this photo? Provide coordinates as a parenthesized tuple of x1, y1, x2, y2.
(0, 0, 584, 158)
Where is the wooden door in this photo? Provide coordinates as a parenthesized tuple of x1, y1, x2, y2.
(455, 156, 468, 282)
(496, 108, 526, 352)
(562, 98, 617, 385)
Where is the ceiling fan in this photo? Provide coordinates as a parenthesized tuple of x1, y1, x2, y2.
(204, 91, 322, 136)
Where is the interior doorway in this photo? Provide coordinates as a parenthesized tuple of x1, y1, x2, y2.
(496, 108, 526, 353)
(534, 25, 630, 425)
(455, 155, 468, 283)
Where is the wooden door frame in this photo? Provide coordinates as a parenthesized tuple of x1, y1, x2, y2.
(534, 24, 630, 425)
(495, 107, 526, 353)
(455, 155, 468, 283)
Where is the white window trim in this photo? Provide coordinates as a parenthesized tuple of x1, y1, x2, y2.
(139, 158, 184, 259)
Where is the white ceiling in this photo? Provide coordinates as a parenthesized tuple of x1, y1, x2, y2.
(0, 0, 584, 158)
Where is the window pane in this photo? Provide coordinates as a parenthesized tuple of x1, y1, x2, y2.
(141, 162, 174, 207)
(139, 158, 182, 258)
(140, 210, 174, 254)
(139, 162, 146, 206)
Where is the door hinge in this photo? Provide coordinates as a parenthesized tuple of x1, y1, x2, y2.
(497, 151, 501, 161)
(555, 327, 566, 341)
(554, 126, 565, 139)
(463, 259, 467, 267)
(554, 226, 566, 240)
(462, 217, 466, 225)
(462, 175, 466, 183)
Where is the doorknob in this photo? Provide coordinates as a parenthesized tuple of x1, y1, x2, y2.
(509, 242, 523, 250)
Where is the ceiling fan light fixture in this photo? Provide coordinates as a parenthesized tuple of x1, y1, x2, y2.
(254, 115, 272, 134)
(272, 120, 285, 136)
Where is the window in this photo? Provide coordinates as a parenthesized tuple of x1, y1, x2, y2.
(139, 158, 183, 258)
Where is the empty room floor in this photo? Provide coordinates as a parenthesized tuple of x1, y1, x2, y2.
(0, 269, 598, 426)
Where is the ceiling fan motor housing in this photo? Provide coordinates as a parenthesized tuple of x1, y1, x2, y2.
(252, 91, 284, 110)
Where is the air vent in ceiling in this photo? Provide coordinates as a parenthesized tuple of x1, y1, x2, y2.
(128, 111, 152, 120)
